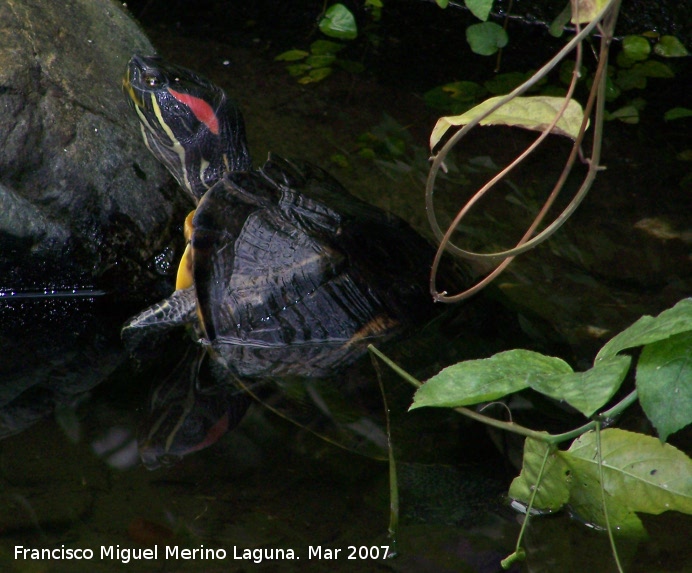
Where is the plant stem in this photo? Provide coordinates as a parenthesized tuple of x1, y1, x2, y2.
(367, 345, 638, 446)
(596, 420, 625, 573)
(549, 390, 638, 443)
(370, 351, 399, 557)
(501, 442, 552, 569)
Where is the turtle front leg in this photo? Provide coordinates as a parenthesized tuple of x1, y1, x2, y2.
(121, 286, 199, 355)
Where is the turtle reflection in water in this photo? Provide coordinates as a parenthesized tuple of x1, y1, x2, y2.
(121, 55, 465, 467)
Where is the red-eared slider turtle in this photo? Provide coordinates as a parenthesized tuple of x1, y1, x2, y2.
(122, 55, 464, 379)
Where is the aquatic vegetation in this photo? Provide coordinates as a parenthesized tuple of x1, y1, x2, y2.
(274, 3, 363, 84)
(275, 0, 507, 83)
(372, 298, 692, 570)
(371, 0, 691, 570)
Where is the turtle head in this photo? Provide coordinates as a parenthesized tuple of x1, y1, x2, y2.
(123, 54, 252, 200)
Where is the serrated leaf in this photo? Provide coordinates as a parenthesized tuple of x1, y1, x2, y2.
(411, 349, 572, 409)
(465, 0, 494, 21)
(528, 354, 631, 417)
(564, 452, 646, 536)
(636, 331, 692, 441)
(622, 36, 651, 61)
(319, 4, 358, 40)
(561, 429, 692, 535)
(466, 22, 508, 56)
(570, 0, 609, 24)
(430, 95, 586, 150)
(654, 35, 689, 58)
(275, 49, 309, 62)
(596, 298, 692, 361)
(509, 438, 571, 511)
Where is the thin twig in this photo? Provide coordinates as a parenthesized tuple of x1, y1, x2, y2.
(426, 0, 622, 302)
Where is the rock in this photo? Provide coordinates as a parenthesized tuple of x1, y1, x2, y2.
(0, 0, 191, 297)
(0, 0, 190, 438)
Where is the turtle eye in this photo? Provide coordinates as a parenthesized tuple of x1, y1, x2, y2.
(143, 74, 160, 87)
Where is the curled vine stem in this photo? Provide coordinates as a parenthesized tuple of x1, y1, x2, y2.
(427, 0, 622, 302)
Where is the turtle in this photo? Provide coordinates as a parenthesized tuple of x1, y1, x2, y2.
(121, 54, 465, 380)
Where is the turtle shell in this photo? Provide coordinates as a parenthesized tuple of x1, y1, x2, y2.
(121, 54, 468, 380)
(188, 154, 440, 378)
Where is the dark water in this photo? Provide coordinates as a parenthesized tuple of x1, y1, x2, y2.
(1, 1, 691, 572)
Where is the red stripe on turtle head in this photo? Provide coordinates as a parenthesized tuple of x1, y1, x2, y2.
(168, 88, 220, 135)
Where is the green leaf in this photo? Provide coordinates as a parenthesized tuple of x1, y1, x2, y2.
(563, 452, 646, 536)
(310, 39, 345, 55)
(606, 105, 639, 124)
(330, 153, 349, 168)
(410, 349, 572, 409)
(528, 355, 631, 417)
(305, 54, 336, 68)
(484, 72, 530, 95)
(664, 107, 692, 121)
(616, 67, 648, 90)
(466, 22, 508, 56)
(441, 80, 486, 101)
(298, 67, 333, 84)
(334, 59, 365, 74)
(616, 60, 675, 91)
(275, 49, 309, 62)
(636, 60, 676, 78)
(423, 82, 486, 113)
(602, 76, 622, 101)
(286, 63, 311, 77)
(558, 60, 586, 86)
(622, 36, 651, 61)
(654, 35, 689, 58)
(562, 429, 692, 535)
(596, 298, 692, 361)
(636, 331, 692, 441)
(430, 95, 586, 150)
(436, 0, 450, 7)
(465, 0, 494, 22)
(571, 0, 609, 24)
(509, 438, 571, 511)
(319, 4, 358, 40)
(549, 2, 572, 38)
(615, 50, 636, 69)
